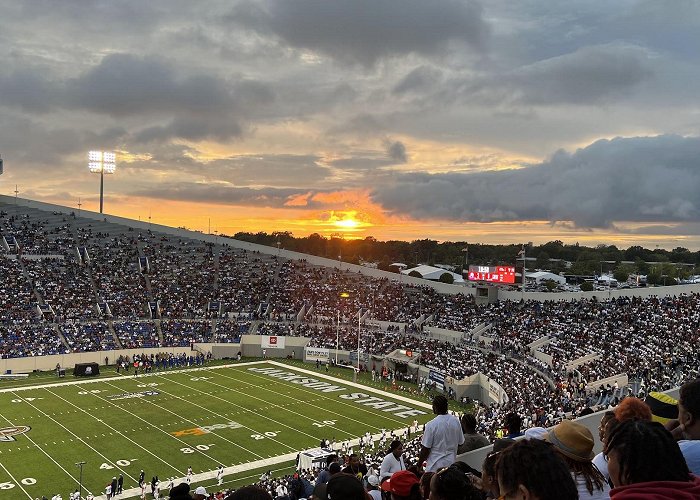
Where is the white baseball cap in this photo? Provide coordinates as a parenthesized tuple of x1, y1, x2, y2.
(195, 486, 208, 495)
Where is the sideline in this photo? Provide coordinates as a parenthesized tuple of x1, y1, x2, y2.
(0, 360, 267, 394)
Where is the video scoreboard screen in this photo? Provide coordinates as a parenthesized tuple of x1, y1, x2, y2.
(468, 265, 516, 284)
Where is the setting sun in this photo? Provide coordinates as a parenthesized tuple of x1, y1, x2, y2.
(334, 218, 359, 229)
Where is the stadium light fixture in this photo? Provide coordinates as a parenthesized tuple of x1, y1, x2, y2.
(88, 150, 116, 213)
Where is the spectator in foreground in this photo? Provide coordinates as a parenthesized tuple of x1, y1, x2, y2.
(326, 473, 367, 500)
(225, 486, 273, 500)
(592, 412, 618, 485)
(605, 419, 700, 499)
(418, 395, 464, 472)
(380, 440, 406, 480)
(671, 378, 700, 475)
(546, 420, 610, 499)
(496, 439, 578, 500)
(457, 414, 490, 454)
(429, 466, 482, 500)
(380, 470, 420, 500)
(169, 483, 193, 500)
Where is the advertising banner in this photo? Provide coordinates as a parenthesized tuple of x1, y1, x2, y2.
(261, 335, 286, 349)
(428, 369, 446, 390)
(305, 347, 330, 362)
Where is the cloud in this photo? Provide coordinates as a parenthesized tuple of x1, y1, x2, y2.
(371, 135, 700, 228)
(386, 140, 407, 163)
(133, 183, 314, 207)
(229, 0, 490, 66)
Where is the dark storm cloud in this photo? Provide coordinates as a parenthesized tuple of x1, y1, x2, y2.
(0, 69, 57, 113)
(134, 183, 323, 208)
(508, 44, 654, 105)
(327, 142, 407, 171)
(371, 135, 700, 228)
(393, 66, 444, 95)
(125, 152, 331, 187)
(386, 141, 407, 163)
(67, 53, 273, 116)
(230, 0, 490, 66)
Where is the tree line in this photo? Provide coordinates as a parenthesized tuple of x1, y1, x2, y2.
(230, 231, 700, 285)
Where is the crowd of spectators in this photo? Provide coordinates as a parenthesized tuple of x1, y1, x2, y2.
(114, 321, 160, 349)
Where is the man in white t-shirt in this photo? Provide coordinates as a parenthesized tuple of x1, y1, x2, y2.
(418, 395, 464, 472)
(379, 440, 406, 480)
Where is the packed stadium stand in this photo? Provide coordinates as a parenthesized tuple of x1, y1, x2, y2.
(1, 197, 698, 441)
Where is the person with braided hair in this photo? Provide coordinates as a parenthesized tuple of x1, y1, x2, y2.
(605, 419, 700, 499)
(496, 438, 577, 500)
(428, 466, 482, 500)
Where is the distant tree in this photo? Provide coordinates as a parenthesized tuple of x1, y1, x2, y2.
(635, 257, 650, 275)
(580, 281, 594, 292)
(544, 280, 557, 291)
(439, 272, 454, 284)
(536, 251, 550, 270)
(613, 264, 634, 283)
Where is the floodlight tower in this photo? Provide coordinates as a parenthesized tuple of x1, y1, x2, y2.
(88, 151, 116, 213)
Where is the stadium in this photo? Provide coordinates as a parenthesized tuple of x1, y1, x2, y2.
(0, 193, 698, 499)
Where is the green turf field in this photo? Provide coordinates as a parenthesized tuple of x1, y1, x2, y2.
(0, 360, 433, 499)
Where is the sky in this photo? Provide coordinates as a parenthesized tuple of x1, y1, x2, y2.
(1, 0, 700, 249)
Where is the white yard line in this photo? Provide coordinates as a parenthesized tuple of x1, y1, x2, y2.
(204, 366, 414, 432)
(99, 378, 265, 461)
(151, 373, 302, 453)
(0, 410, 93, 497)
(0, 460, 33, 499)
(43, 388, 184, 477)
(10, 390, 141, 484)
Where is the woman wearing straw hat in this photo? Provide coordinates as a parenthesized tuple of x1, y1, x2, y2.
(546, 420, 611, 500)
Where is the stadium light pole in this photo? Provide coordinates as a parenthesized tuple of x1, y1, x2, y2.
(356, 309, 361, 372)
(88, 151, 116, 214)
(76, 461, 86, 499)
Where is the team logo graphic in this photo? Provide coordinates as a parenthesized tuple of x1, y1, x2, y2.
(0, 425, 30, 442)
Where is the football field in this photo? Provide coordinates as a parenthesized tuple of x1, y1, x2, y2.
(0, 360, 433, 499)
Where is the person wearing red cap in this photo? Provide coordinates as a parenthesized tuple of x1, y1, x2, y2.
(380, 470, 420, 500)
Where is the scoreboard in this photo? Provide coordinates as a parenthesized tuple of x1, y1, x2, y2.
(468, 265, 516, 284)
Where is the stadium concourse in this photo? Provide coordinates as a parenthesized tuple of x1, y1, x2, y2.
(1, 195, 700, 498)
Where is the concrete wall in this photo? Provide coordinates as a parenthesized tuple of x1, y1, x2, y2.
(0, 346, 196, 373)
(532, 350, 554, 368)
(499, 283, 700, 302)
(422, 326, 463, 343)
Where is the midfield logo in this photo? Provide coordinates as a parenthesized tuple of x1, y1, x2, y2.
(0, 425, 30, 442)
(171, 421, 242, 437)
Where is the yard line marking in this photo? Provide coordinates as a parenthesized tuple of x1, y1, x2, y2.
(9, 391, 140, 484)
(0, 461, 32, 499)
(178, 369, 365, 439)
(43, 388, 184, 477)
(95, 379, 263, 461)
(206, 364, 425, 430)
(151, 373, 319, 450)
(121, 373, 302, 453)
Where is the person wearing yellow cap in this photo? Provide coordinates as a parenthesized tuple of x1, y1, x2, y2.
(644, 392, 679, 425)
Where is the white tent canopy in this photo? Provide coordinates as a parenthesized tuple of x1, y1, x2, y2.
(401, 265, 465, 283)
(526, 271, 566, 285)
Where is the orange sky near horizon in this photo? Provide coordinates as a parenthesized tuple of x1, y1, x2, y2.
(37, 190, 695, 250)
